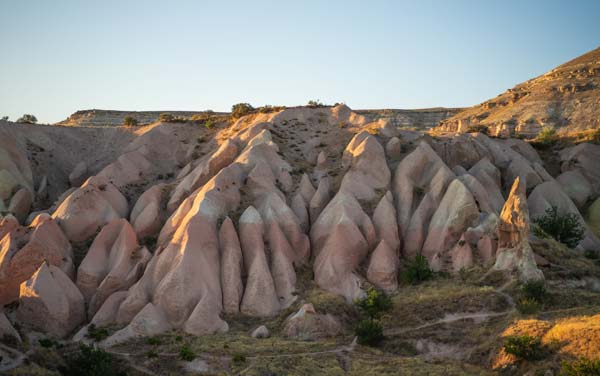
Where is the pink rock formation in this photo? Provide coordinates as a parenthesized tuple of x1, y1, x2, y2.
(77, 219, 151, 316)
(385, 137, 402, 159)
(239, 206, 280, 316)
(367, 240, 398, 291)
(130, 184, 166, 239)
(219, 217, 243, 314)
(7, 187, 32, 223)
(309, 177, 331, 224)
(52, 176, 128, 242)
(422, 178, 479, 271)
(17, 263, 85, 338)
(0, 217, 73, 305)
(282, 303, 342, 340)
(494, 177, 544, 281)
(556, 170, 593, 209)
(393, 142, 455, 257)
(69, 161, 88, 187)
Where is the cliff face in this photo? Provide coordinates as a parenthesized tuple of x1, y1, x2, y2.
(57, 110, 211, 126)
(357, 108, 463, 130)
(434, 47, 600, 137)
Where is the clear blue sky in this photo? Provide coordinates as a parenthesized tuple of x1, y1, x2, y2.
(1, 0, 599, 123)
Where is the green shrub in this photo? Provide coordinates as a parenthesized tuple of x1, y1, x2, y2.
(231, 103, 254, 118)
(355, 319, 384, 346)
(17, 114, 37, 124)
(400, 254, 433, 285)
(123, 116, 138, 126)
(146, 336, 162, 346)
(354, 287, 392, 319)
(86, 324, 109, 342)
(517, 297, 540, 314)
(38, 338, 60, 348)
(521, 280, 546, 302)
(465, 124, 489, 134)
(204, 119, 216, 129)
(232, 353, 247, 365)
(533, 206, 585, 248)
(503, 335, 545, 361)
(179, 344, 195, 361)
(307, 99, 324, 108)
(159, 113, 174, 122)
(535, 126, 557, 145)
(146, 350, 158, 358)
(59, 344, 125, 376)
(560, 357, 600, 376)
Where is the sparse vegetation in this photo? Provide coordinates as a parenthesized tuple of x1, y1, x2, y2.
(354, 287, 393, 319)
(465, 124, 489, 134)
(355, 319, 385, 346)
(560, 357, 600, 376)
(158, 113, 174, 122)
(400, 254, 433, 285)
(232, 353, 247, 365)
(521, 280, 547, 302)
(231, 103, 254, 118)
(178, 344, 195, 361)
(17, 114, 37, 124)
(204, 118, 216, 129)
(307, 99, 325, 108)
(517, 297, 541, 314)
(86, 324, 109, 342)
(534, 125, 558, 146)
(123, 116, 138, 126)
(503, 335, 546, 361)
(1, 116, 8, 121)
(533, 206, 585, 248)
(59, 344, 125, 376)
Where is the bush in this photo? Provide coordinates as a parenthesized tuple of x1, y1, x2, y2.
(1, 116, 8, 121)
(535, 126, 557, 145)
(533, 206, 585, 248)
(38, 337, 61, 348)
(355, 319, 384, 346)
(59, 344, 125, 376)
(516, 297, 540, 314)
(159, 113, 174, 122)
(179, 344, 195, 361)
(354, 287, 392, 319)
(400, 254, 433, 285)
(560, 357, 600, 376)
(146, 336, 162, 346)
(123, 116, 138, 126)
(17, 114, 37, 124)
(503, 335, 545, 361)
(86, 324, 109, 342)
(521, 280, 546, 302)
(204, 119, 216, 129)
(465, 124, 489, 134)
(232, 353, 247, 365)
(231, 103, 254, 118)
(307, 99, 324, 108)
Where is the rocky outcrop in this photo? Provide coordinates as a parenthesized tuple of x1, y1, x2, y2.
(76, 219, 151, 316)
(493, 178, 544, 281)
(282, 304, 342, 340)
(0, 216, 73, 305)
(52, 176, 128, 242)
(393, 142, 455, 257)
(17, 263, 85, 338)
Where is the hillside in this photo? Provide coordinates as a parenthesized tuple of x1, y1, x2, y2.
(434, 47, 600, 137)
(1, 104, 600, 375)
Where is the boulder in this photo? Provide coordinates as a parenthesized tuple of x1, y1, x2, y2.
(251, 325, 270, 339)
(7, 187, 32, 223)
(76, 219, 151, 316)
(282, 304, 342, 340)
(219, 217, 243, 314)
(17, 263, 85, 338)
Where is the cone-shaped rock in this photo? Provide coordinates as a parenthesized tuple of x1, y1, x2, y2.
(219, 217, 243, 314)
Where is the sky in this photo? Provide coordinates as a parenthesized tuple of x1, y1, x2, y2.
(1, 0, 599, 124)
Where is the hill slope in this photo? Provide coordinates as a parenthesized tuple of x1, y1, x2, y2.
(434, 47, 600, 137)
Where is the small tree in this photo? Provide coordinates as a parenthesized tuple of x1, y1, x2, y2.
(503, 335, 545, 361)
(123, 116, 138, 126)
(354, 288, 392, 319)
(535, 126, 557, 145)
(231, 103, 254, 119)
(533, 206, 584, 248)
(400, 254, 433, 285)
(307, 99, 324, 108)
(355, 319, 384, 346)
(1, 116, 8, 121)
(17, 114, 37, 124)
